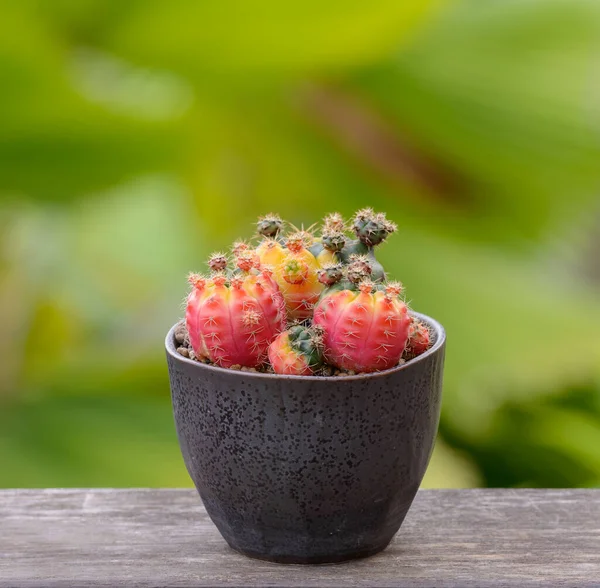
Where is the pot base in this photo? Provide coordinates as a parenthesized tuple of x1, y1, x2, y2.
(228, 541, 391, 565)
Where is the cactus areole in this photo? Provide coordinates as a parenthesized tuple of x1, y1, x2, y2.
(180, 209, 434, 375)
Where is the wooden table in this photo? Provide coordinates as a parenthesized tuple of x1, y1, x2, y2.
(1, 489, 598, 587)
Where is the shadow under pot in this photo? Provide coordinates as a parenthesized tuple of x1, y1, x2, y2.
(165, 311, 445, 564)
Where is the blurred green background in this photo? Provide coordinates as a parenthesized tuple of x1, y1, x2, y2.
(1, 0, 600, 489)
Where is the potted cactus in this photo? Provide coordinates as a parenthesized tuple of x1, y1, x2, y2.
(165, 209, 445, 563)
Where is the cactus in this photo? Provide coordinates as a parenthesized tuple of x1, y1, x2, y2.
(268, 325, 324, 375)
(185, 260, 286, 368)
(235, 249, 261, 274)
(255, 237, 285, 268)
(321, 230, 346, 253)
(309, 212, 345, 260)
(309, 209, 393, 282)
(323, 212, 346, 232)
(346, 255, 373, 285)
(256, 213, 284, 239)
(313, 280, 410, 373)
(207, 252, 228, 273)
(317, 262, 345, 287)
(351, 208, 397, 248)
(317, 256, 372, 296)
(404, 317, 431, 359)
(257, 232, 324, 320)
(232, 240, 251, 256)
(338, 208, 396, 281)
(181, 207, 431, 375)
(315, 230, 346, 266)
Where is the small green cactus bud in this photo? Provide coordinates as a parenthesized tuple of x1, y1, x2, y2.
(322, 230, 346, 253)
(353, 208, 397, 247)
(347, 255, 373, 285)
(317, 263, 344, 286)
(257, 214, 284, 238)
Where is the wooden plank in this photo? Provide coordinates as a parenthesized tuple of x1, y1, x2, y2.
(0, 489, 598, 587)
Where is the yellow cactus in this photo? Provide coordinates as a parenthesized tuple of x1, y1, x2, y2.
(256, 232, 324, 320)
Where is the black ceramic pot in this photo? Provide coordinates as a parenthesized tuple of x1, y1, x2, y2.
(165, 312, 445, 564)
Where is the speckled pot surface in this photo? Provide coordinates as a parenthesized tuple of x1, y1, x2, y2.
(165, 312, 445, 564)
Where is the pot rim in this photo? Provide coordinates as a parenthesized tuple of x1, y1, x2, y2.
(166, 311, 445, 382)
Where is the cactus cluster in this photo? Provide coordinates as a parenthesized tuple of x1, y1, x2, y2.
(180, 209, 431, 375)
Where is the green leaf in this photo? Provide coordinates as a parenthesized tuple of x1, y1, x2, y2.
(348, 0, 600, 245)
(0, 4, 182, 200)
(1, 178, 205, 404)
(79, 0, 447, 75)
(0, 395, 190, 487)
(421, 440, 480, 488)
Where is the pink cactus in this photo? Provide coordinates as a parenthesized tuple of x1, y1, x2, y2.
(185, 270, 286, 368)
(313, 281, 410, 373)
(404, 318, 431, 359)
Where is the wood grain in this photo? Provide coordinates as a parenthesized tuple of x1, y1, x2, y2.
(0, 489, 598, 587)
